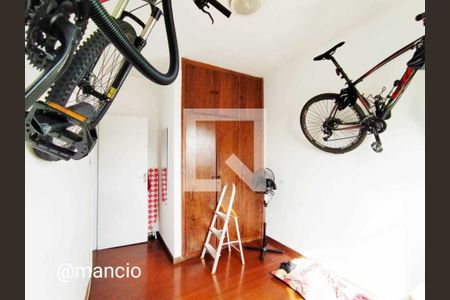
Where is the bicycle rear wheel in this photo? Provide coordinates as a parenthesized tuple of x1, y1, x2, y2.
(33, 20, 137, 161)
(300, 93, 367, 154)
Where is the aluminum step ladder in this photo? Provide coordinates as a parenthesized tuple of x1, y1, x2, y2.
(200, 183, 245, 274)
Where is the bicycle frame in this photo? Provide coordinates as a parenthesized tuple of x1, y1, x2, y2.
(329, 35, 425, 130)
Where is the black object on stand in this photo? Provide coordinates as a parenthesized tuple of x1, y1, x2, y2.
(245, 168, 284, 260)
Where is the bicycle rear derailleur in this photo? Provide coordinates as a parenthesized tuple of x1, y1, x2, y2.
(363, 116, 387, 153)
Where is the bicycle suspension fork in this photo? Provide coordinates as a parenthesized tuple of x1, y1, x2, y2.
(91, 4, 162, 126)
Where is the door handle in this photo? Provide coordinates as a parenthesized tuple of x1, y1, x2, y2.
(143, 172, 147, 184)
(210, 175, 221, 179)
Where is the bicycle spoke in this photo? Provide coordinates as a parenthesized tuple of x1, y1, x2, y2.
(74, 46, 124, 110)
(303, 98, 364, 150)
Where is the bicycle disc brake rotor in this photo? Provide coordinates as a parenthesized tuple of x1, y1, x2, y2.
(25, 0, 89, 70)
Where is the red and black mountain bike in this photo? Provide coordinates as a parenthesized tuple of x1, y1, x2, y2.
(300, 13, 425, 154)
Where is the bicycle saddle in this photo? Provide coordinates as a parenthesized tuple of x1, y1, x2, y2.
(313, 41, 345, 61)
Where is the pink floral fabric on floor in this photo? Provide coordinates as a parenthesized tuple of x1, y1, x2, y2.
(272, 258, 377, 300)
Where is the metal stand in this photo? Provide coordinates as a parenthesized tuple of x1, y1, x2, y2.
(244, 202, 283, 260)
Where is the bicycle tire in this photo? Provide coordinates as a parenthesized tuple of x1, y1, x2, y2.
(300, 93, 367, 154)
(33, 20, 136, 161)
(45, 20, 136, 107)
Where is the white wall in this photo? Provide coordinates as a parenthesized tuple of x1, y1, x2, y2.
(108, 70, 162, 168)
(26, 63, 97, 299)
(157, 76, 183, 258)
(264, 2, 424, 300)
(25, 146, 97, 300)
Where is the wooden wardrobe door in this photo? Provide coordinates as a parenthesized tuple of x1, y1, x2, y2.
(238, 75, 264, 241)
(183, 62, 218, 257)
(215, 73, 264, 242)
(216, 120, 261, 242)
(237, 121, 263, 241)
(182, 59, 264, 259)
(184, 121, 217, 258)
(215, 120, 239, 235)
(184, 63, 216, 108)
(214, 71, 241, 240)
(239, 75, 263, 108)
(214, 70, 240, 108)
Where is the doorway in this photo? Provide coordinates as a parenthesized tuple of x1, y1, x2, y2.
(96, 115, 149, 250)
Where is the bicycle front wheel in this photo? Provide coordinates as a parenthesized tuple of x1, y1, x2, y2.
(300, 93, 367, 154)
(33, 20, 137, 161)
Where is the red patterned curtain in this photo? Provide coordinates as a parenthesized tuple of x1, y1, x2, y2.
(148, 168, 159, 232)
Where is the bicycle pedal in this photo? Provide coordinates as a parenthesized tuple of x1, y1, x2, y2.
(371, 142, 383, 153)
(25, 101, 97, 160)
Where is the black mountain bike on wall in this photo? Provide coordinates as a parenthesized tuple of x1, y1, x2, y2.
(25, 0, 231, 161)
(300, 13, 425, 154)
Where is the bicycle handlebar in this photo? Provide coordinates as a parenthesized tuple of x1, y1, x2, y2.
(88, 0, 231, 85)
(194, 0, 232, 21)
(208, 0, 232, 18)
(88, 0, 179, 85)
(415, 12, 425, 21)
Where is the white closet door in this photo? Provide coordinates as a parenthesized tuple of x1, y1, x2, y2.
(98, 115, 148, 250)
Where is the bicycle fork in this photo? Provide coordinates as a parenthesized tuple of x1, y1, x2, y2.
(91, 4, 162, 127)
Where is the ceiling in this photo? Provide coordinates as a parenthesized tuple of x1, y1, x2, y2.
(107, 0, 410, 77)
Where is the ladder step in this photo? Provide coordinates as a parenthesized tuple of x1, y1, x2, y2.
(230, 244, 240, 252)
(215, 211, 228, 219)
(223, 241, 240, 245)
(209, 227, 222, 238)
(200, 184, 244, 274)
(205, 243, 217, 259)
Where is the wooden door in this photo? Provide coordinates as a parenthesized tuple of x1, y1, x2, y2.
(238, 75, 264, 241)
(183, 62, 219, 258)
(184, 62, 216, 109)
(182, 59, 264, 259)
(215, 70, 240, 108)
(184, 121, 217, 258)
(214, 70, 241, 240)
(237, 121, 263, 241)
(216, 120, 239, 240)
(239, 75, 264, 108)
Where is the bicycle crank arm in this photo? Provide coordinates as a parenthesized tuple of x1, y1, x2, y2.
(25, 102, 97, 160)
